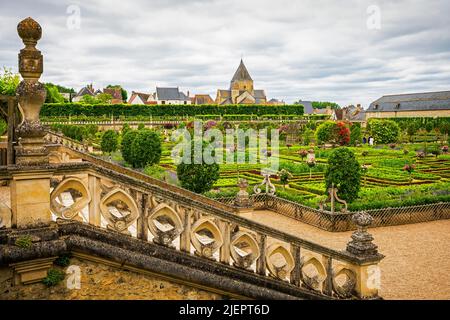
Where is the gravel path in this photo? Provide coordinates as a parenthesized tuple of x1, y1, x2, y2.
(241, 210, 450, 300)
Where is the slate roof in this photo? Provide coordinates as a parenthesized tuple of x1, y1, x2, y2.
(254, 90, 266, 99)
(75, 86, 94, 97)
(231, 59, 253, 82)
(297, 101, 314, 114)
(156, 87, 189, 101)
(368, 91, 450, 112)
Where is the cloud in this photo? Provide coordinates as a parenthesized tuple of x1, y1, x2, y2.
(0, 0, 449, 107)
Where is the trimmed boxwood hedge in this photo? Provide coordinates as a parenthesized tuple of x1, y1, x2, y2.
(41, 103, 304, 117)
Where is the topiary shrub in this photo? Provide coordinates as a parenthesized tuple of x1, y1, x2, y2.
(130, 129, 162, 168)
(325, 147, 361, 203)
(176, 139, 220, 194)
(315, 121, 336, 145)
(101, 130, 118, 154)
(368, 119, 400, 144)
(121, 129, 139, 165)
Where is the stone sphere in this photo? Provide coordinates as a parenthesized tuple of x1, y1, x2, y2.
(17, 17, 42, 43)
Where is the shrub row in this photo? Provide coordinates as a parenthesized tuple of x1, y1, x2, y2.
(41, 103, 304, 117)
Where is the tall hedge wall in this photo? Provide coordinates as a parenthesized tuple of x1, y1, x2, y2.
(41, 103, 304, 117)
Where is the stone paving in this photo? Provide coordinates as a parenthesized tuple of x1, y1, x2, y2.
(242, 210, 450, 300)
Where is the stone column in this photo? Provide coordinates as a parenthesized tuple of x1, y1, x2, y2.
(14, 17, 48, 166)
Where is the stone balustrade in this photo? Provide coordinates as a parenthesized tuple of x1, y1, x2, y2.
(0, 160, 384, 299)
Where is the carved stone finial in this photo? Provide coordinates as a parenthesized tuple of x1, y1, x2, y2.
(17, 17, 42, 46)
(14, 17, 48, 165)
(346, 211, 379, 257)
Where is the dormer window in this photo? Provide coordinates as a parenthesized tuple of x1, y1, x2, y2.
(395, 103, 401, 109)
(374, 104, 379, 110)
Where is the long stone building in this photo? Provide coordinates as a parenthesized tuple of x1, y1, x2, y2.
(366, 90, 450, 119)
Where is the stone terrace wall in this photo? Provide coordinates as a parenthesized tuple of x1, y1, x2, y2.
(0, 256, 223, 300)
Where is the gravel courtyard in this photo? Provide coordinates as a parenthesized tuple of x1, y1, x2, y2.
(242, 210, 450, 300)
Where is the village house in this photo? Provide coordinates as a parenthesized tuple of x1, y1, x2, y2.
(147, 87, 191, 105)
(128, 91, 154, 105)
(366, 90, 450, 119)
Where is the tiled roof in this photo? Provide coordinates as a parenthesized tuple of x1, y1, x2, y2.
(368, 91, 450, 112)
(193, 94, 214, 105)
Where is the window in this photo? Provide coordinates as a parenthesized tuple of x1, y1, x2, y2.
(374, 104, 379, 109)
(396, 103, 401, 109)
(184, 101, 187, 105)
(161, 101, 166, 105)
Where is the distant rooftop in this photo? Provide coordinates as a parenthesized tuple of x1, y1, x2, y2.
(368, 90, 450, 112)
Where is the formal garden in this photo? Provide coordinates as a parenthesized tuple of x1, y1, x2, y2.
(46, 114, 450, 212)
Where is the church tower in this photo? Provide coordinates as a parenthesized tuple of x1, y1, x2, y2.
(230, 59, 254, 94)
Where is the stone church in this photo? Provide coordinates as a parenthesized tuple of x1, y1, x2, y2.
(215, 59, 267, 105)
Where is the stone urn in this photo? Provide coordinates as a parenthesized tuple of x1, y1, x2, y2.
(234, 179, 253, 213)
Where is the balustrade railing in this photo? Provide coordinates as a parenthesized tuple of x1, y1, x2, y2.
(215, 194, 450, 232)
(0, 161, 383, 299)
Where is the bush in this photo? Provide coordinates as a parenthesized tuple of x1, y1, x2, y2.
(325, 148, 361, 203)
(0, 67, 19, 96)
(176, 139, 220, 194)
(101, 130, 118, 154)
(368, 119, 400, 144)
(121, 130, 139, 165)
(315, 121, 336, 144)
(129, 129, 162, 168)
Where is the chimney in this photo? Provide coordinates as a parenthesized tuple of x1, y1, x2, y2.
(187, 90, 190, 97)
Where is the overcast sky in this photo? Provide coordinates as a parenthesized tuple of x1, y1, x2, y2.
(1, 0, 449, 107)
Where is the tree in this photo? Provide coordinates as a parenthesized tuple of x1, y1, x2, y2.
(121, 130, 139, 165)
(96, 93, 113, 104)
(325, 148, 361, 203)
(350, 123, 362, 146)
(176, 139, 220, 194)
(130, 129, 162, 168)
(406, 121, 419, 142)
(101, 130, 118, 154)
(368, 119, 400, 144)
(45, 84, 65, 103)
(315, 121, 336, 145)
(279, 169, 293, 190)
(81, 93, 112, 104)
(0, 67, 20, 96)
(311, 101, 341, 110)
(106, 84, 128, 102)
(336, 122, 350, 146)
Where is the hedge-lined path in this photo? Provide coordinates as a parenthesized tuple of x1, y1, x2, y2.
(242, 210, 450, 300)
